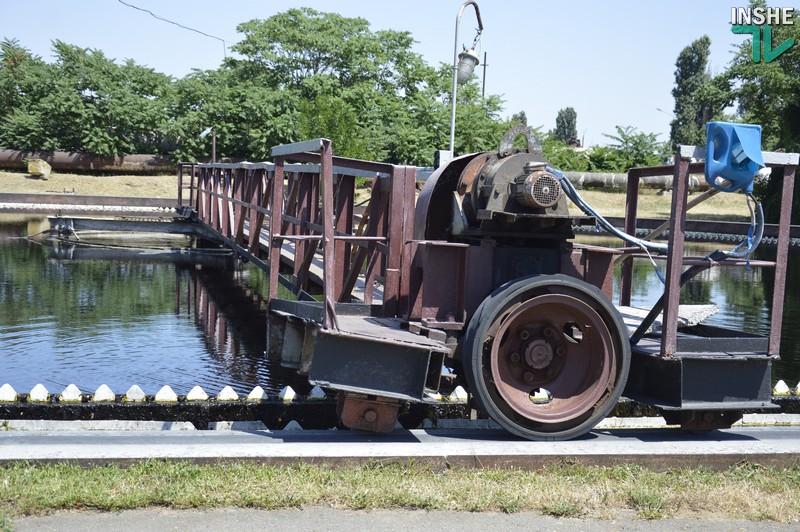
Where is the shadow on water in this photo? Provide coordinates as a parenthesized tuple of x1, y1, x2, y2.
(0, 220, 310, 396)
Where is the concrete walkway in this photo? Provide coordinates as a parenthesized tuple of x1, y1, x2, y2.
(10, 507, 799, 532)
(2, 424, 799, 469)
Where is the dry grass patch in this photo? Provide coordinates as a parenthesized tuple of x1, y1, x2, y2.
(0, 170, 178, 198)
(577, 188, 752, 221)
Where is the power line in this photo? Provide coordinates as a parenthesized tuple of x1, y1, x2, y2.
(116, 0, 231, 159)
(116, 0, 229, 59)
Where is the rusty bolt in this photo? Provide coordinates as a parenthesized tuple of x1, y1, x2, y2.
(363, 409, 378, 423)
(556, 346, 566, 356)
(510, 352, 521, 363)
(523, 371, 534, 383)
(546, 369, 556, 378)
(519, 330, 530, 340)
(543, 327, 554, 337)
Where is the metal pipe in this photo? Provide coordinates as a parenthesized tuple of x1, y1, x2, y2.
(0, 150, 174, 174)
(449, 0, 484, 155)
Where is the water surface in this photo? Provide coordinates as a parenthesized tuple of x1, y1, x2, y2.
(0, 220, 798, 396)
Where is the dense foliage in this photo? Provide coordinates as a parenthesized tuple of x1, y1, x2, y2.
(668, 1, 800, 222)
(0, 8, 508, 166)
(4, 4, 794, 175)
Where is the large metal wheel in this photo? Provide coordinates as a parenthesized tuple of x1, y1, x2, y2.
(464, 274, 630, 441)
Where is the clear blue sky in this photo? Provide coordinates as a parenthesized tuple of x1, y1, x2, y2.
(1, 1, 750, 147)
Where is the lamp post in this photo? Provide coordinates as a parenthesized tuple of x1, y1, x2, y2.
(449, 0, 484, 157)
(199, 126, 216, 163)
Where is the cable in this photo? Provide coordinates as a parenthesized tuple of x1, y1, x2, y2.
(116, 0, 231, 158)
(116, 0, 230, 58)
(545, 164, 766, 344)
(629, 193, 764, 344)
(547, 166, 669, 254)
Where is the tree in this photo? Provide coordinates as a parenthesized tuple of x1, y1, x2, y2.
(726, 1, 800, 151)
(230, 8, 505, 165)
(554, 107, 577, 144)
(0, 39, 172, 156)
(604, 125, 667, 171)
(510, 110, 527, 126)
(669, 36, 729, 149)
(724, 0, 800, 224)
(1, 9, 513, 166)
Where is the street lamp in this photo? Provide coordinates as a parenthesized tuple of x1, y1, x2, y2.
(449, 1, 484, 158)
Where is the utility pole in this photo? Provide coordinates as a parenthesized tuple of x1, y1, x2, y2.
(482, 52, 488, 98)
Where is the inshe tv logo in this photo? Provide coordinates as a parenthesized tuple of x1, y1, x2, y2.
(731, 7, 795, 63)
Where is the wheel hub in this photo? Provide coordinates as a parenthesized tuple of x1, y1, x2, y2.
(523, 338, 553, 369)
(489, 293, 615, 425)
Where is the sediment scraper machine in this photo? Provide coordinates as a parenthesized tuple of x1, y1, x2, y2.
(189, 124, 796, 441)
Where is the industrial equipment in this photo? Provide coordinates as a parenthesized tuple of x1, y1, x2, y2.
(176, 123, 796, 441)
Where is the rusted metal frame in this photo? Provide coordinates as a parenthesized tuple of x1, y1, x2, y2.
(334, 173, 355, 301)
(177, 165, 184, 207)
(398, 165, 417, 316)
(340, 178, 379, 302)
(207, 167, 216, 230)
(364, 177, 389, 304)
(619, 162, 705, 307)
(220, 168, 233, 238)
(620, 254, 775, 268)
(320, 140, 338, 330)
(248, 170, 273, 254)
(383, 165, 408, 316)
(195, 168, 206, 221)
(285, 151, 394, 175)
(246, 169, 261, 251)
(769, 164, 796, 355)
(201, 168, 213, 224)
(228, 169, 237, 237)
(211, 167, 222, 233)
(276, 235, 385, 242)
(234, 168, 253, 247)
(292, 174, 314, 281)
(188, 164, 196, 208)
(661, 156, 692, 356)
(230, 168, 246, 245)
(279, 172, 304, 289)
(310, 139, 339, 330)
(268, 158, 286, 301)
(295, 174, 321, 292)
(619, 168, 641, 307)
(281, 172, 302, 235)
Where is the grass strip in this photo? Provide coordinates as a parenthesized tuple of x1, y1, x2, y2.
(1, 461, 799, 522)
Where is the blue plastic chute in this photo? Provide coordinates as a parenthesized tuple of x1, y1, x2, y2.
(705, 122, 764, 193)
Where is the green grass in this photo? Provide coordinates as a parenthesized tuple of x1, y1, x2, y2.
(1, 461, 799, 523)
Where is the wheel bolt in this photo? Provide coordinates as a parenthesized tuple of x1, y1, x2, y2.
(510, 352, 521, 363)
(519, 330, 530, 340)
(543, 327, 554, 337)
(546, 369, 556, 378)
(556, 346, 566, 356)
(523, 371, 534, 382)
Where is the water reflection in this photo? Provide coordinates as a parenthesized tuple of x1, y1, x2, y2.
(1, 220, 798, 393)
(604, 237, 800, 383)
(0, 225, 309, 396)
